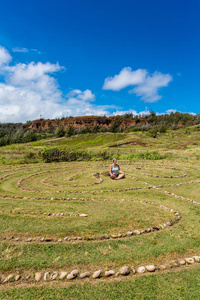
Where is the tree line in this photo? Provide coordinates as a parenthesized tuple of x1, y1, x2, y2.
(0, 111, 200, 147)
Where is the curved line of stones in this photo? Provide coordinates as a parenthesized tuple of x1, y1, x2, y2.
(131, 167, 187, 179)
(0, 166, 190, 195)
(1, 179, 200, 200)
(0, 210, 88, 218)
(1, 255, 200, 284)
(16, 169, 102, 190)
(41, 172, 103, 187)
(0, 200, 180, 243)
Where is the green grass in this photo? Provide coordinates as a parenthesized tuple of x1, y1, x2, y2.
(0, 129, 200, 298)
(1, 267, 200, 299)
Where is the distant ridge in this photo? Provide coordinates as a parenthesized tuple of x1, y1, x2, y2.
(27, 116, 149, 131)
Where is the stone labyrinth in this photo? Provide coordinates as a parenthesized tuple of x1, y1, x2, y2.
(0, 160, 200, 285)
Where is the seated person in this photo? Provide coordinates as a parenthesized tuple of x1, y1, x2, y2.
(110, 158, 125, 180)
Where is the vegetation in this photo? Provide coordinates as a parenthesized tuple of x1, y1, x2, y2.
(0, 119, 200, 298)
(1, 112, 200, 147)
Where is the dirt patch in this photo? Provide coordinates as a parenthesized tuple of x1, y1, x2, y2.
(109, 141, 148, 147)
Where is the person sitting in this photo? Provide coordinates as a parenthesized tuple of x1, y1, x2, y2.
(110, 158, 125, 180)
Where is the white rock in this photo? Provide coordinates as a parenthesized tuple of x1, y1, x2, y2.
(3, 274, 14, 283)
(80, 272, 90, 278)
(60, 271, 68, 279)
(137, 266, 146, 274)
(120, 266, 130, 276)
(105, 270, 115, 277)
(146, 265, 155, 272)
(50, 271, 58, 280)
(44, 272, 50, 280)
(185, 258, 194, 264)
(92, 270, 101, 279)
(35, 272, 42, 282)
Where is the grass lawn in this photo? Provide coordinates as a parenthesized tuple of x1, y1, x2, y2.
(0, 128, 200, 299)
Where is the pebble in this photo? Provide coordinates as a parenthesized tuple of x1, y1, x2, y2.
(134, 230, 140, 235)
(80, 272, 91, 278)
(59, 271, 68, 279)
(120, 266, 130, 276)
(3, 274, 14, 283)
(146, 265, 156, 272)
(67, 273, 76, 280)
(35, 272, 42, 282)
(92, 270, 101, 279)
(179, 260, 186, 265)
(44, 272, 50, 280)
(15, 275, 21, 281)
(137, 267, 146, 274)
(71, 270, 79, 277)
(80, 214, 88, 217)
(160, 265, 166, 270)
(185, 257, 194, 264)
(50, 271, 58, 280)
(105, 270, 115, 277)
(194, 256, 200, 263)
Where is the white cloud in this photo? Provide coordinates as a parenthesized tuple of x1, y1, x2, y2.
(0, 46, 112, 122)
(103, 67, 172, 103)
(0, 46, 12, 67)
(130, 72, 172, 102)
(103, 67, 147, 91)
(12, 47, 29, 53)
(112, 108, 151, 117)
(166, 109, 177, 114)
(12, 47, 42, 54)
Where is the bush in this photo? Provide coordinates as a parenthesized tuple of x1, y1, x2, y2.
(56, 127, 66, 137)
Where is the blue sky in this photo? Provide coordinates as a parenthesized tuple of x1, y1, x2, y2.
(0, 0, 199, 122)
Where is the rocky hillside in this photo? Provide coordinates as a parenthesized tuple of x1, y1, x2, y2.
(28, 116, 148, 131)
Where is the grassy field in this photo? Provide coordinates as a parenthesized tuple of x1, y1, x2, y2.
(0, 127, 200, 299)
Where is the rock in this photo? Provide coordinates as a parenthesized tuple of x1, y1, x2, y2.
(134, 230, 140, 235)
(92, 270, 101, 279)
(64, 237, 68, 241)
(120, 266, 130, 276)
(67, 273, 75, 280)
(26, 238, 32, 242)
(15, 275, 21, 281)
(3, 274, 14, 283)
(146, 265, 156, 272)
(137, 267, 145, 274)
(127, 231, 133, 236)
(179, 260, 186, 265)
(132, 269, 136, 274)
(44, 272, 50, 280)
(80, 272, 91, 278)
(35, 272, 42, 282)
(105, 270, 115, 277)
(185, 258, 194, 264)
(57, 239, 62, 242)
(111, 235, 118, 239)
(50, 271, 58, 280)
(194, 256, 200, 263)
(59, 271, 68, 279)
(160, 265, 166, 270)
(71, 270, 79, 277)
(80, 214, 88, 217)
(152, 226, 160, 231)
